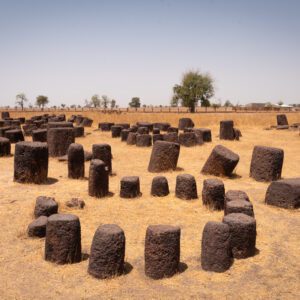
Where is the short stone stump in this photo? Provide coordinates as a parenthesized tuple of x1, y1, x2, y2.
(223, 213, 256, 259)
(178, 132, 197, 147)
(111, 126, 122, 137)
(250, 146, 284, 182)
(201, 145, 239, 177)
(32, 129, 47, 142)
(5, 129, 24, 143)
(34, 196, 58, 218)
(68, 143, 84, 179)
(120, 176, 141, 198)
(92, 144, 112, 174)
(0, 137, 11, 156)
(163, 132, 179, 143)
(47, 128, 75, 157)
(265, 178, 300, 209)
(277, 114, 288, 126)
(175, 174, 198, 200)
(136, 134, 152, 147)
(145, 225, 180, 279)
(148, 141, 180, 172)
(202, 179, 225, 210)
(151, 176, 169, 197)
(178, 118, 194, 130)
(88, 224, 125, 279)
(88, 159, 109, 198)
(45, 214, 82, 264)
(121, 129, 130, 141)
(14, 142, 49, 184)
(225, 200, 254, 217)
(28, 216, 48, 238)
(201, 221, 232, 272)
(126, 132, 137, 145)
(220, 120, 235, 140)
(73, 126, 84, 137)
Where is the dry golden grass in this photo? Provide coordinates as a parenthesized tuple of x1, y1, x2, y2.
(0, 112, 299, 299)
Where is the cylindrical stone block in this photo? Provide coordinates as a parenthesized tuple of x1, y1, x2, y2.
(5, 129, 24, 143)
(120, 176, 141, 198)
(151, 176, 169, 197)
(111, 126, 123, 137)
(224, 200, 254, 217)
(92, 144, 112, 174)
(126, 132, 137, 145)
(136, 134, 152, 147)
(88, 159, 109, 198)
(178, 118, 194, 130)
(148, 141, 180, 172)
(88, 224, 125, 279)
(45, 214, 82, 264)
(178, 132, 197, 147)
(163, 132, 179, 143)
(152, 134, 164, 143)
(121, 129, 130, 142)
(145, 225, 180, 279)
(14, 142, 48, 184)
(202, 179, 225, 210)
(0, 137, 11, 156)
(47, 122, 73, 129)
(201, 145, 239, 177)
(68, 143, 84, 179)
(220, 120, 235, 140)
(201, 221, 232, 272)
(137, 127, 149, 134)
(32, 129, 47, 142)
(250, 145, 284, 182)
(34, 196, 58, 218)
(73, 126, 84, 137)
(47, 128, 75, 157)
(223, 213, 256, 259)
(175, 174, 198, 200)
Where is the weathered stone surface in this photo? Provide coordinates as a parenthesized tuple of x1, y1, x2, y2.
(202, 179, 225, 210)
(32, 129, 47, 142)
(28, 216, 48, 238)
(137, 122, 153, 131)
(45, 214, 82, 264)
(47, 122, 73, 129)
(120, 176, 141, 198)
(220, 120, 235, 140)
(148, 141, 180, 172)
(0, 126, 13, 137)
(265, 178, 300, 209)
(178, 118, 194, 130)
(14, 142, 49, 184)
(136, 134, 152, 147)
(111, 126, 122, 138)
(153, 122, 170, 131)
(201, 221, 232, 272)
(126, 132, 137, 145)
(167, 127, 179, 133)
(88, 224, 125, 279)
(81, 117, 93, 127)
(225, 200, 254, 217)
(145, 225, 180, 279)
(178, 132, 197, 147)
(88, 159, 109, 198)
(223, 213, 256, 259)
(163, 132, 179, 143)
(65, 198, 85, 209)
(1, 111, 10, 119)
(34, 196, 58, 218)
(121, 129, 130, 142)
(175, 174, 198, 200)
(68, 143, 84, 179)
(98, 122, 114, 131)
(137, 127, 149, 134)
(47, 128, 75, 157)
(277, 114, 288, 126)
(92, 144, 112, 174)
(73, 126, 84, 137)
(5, 129, 24, 143)
(151, 176, 169, 197)
(0, 137, 11, 156)
(250, 146, 284, 182)
(201, 145, 239, 177)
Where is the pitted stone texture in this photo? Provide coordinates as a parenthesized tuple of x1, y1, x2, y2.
(28, 216, 48, 238)
(47, 128, 75, 157)
(201, 221, 232, 272)
(34, 196, 58, 218)
(88, 224, 125, 279)
(223, 213, 256, 259)
(88, 159, 109, 198)
(225, 200, 254, 217)
(201, 145, 239, 177)
(250, 146, 284, 182)
(136, 134, 152, 147)
(178, 132, 197, 147)
(277, 114, 288, 126)
(73, 126, 84, 137)
(145, 225, 180, 279)
(92, 144, 112, 174)
(202, 179, 225, 210)
(120, 176, 141, 198)
(14, 142, 48, 184)
(45, 214, 82, 264)
(151, 176, 169, 197)
(121, 129, 130, 142)
(175, 174, 198, 200)
(68, 143, 85, 179)
(265, 178, 300, 209)
(163, 132, 179, 143)
(0, 137, 11, 156)
(5, 129, 24, 143)
(178, 118, 194, 130)
(126, 132, 137, 145)
(111, 126, 123, 137)
(32, 129, 47, 142)
(148, 141, 180, 172)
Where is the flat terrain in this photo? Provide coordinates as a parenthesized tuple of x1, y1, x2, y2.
(0, 112, 299, 299)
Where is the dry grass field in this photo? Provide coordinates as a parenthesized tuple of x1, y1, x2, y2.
(0, 112, 299, 300)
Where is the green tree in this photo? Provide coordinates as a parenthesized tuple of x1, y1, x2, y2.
(90, 94, 100, 107)
(172, 71, 214, 113)
(111, 99, 116, 108)
(224, 100, 233, 107)
(129, 97, 141, 108)
(36, 95, 49, 110)
(101, 95, 110, 109)
(16, 93, 28, 110)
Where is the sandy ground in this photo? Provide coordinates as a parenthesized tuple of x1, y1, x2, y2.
(0, 112, 299, 299)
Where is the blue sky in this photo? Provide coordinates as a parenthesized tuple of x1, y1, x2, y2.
(0, 0, 299, 107)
